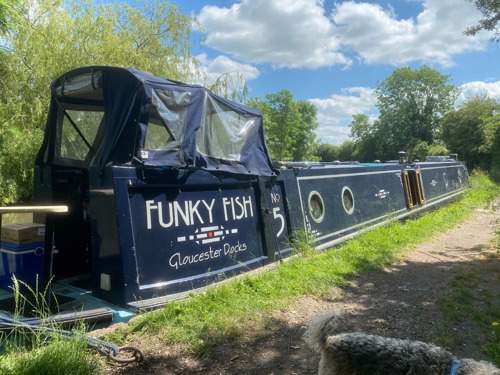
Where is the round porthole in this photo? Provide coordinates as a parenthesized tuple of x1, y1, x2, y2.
(342, 186, 355, 215)
(443, 173, 449, 187)
(308, 191, 325, 223)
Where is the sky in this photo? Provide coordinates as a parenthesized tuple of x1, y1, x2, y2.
(172, 0, 499, 145)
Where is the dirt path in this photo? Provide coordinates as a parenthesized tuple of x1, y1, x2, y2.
(108, 203, 500, 375)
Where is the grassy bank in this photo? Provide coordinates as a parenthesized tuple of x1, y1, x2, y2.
(1, 172, 498, 373)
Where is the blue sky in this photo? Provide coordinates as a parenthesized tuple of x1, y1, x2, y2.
(172, 0, 499, 145)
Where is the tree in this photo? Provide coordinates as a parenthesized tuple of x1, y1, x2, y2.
(294, 100, 319, 161)
(337, 141, 357, 161)
(441, 96, 500, 171)
(349, 114, 378, 162)
(349, 114, 371, 143)
(412, 141, 448, 161)
(316, 143, 340, 162)
(489, 115, 500, 181)
(0, 0, 201, 204)
(465, 0, 500, 41)
(374, 66, 458, 161)
(208, 71, 249, 104)
(0, 0, 19, 36)
(248, 90, 318, 161)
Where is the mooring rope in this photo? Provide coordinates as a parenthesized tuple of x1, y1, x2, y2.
(0, 311, 144, 365)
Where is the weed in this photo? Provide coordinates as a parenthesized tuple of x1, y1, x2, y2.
(289, 229, 316, 257)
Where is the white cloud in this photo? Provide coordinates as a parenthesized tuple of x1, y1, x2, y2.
(196, 53, 260, 83)
(316, 124, 352, 146)
(308, 87, 378, 144)
(457, 81, 500, 104)
(332, 0, 486, 67)
(197, 0, 490, 69)
(198, 0, 351, 69)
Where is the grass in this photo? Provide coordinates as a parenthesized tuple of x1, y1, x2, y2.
(486, 322, 500, 366)
(0, 334, 103, 375)
(0, 278, 104, 375)
(119, 172, 500, 356)
(435, 211, 500, 366)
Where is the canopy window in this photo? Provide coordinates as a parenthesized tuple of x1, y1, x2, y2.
(196, 93, 259, 161)
(58, 108, 104, 161)
(145, 89, 190, 151)
(54, 70, 103, 101)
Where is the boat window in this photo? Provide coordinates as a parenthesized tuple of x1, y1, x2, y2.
(308, 191, 325, 223)
(443, 173, 448, 187)
(145, 89, 190, 151)
(197, 94, 258, 161)
(342, 186, 355, 215)
(59, 109, 103, 161)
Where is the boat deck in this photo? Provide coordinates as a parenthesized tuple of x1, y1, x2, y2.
(0, 276, 134, 329)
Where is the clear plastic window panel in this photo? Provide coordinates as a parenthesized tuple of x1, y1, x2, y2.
(145, 89, 190, 150)
(60, 110, 103, 160)
(54, 71, 103, 99)
(197, 95, 258, 161)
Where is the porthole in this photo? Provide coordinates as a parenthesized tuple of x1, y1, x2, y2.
(443, 173, 448, 187)
(308, 191, 325, 223)
(342, 186, 355, 215)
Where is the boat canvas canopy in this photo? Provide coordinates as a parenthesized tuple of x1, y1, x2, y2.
(36, 66, 276, 176)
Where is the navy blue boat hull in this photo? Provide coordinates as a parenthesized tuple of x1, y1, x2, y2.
(81, 160, 467, 307)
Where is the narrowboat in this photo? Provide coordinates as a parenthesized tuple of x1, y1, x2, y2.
(0, 66, 468, 325)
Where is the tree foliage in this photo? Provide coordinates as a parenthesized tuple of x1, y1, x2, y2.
(349, 113, 371, 143)
(319, 66, 497, 174)
(441, 96, 500, 172)
(373, 66, 458, 160)
(337, 141, 357, 162)
(412, 141, 449, 161)
(0, 0, 201, 204)
(207, 71, 249, 104)
(248, 90, 318, 161)
(0, 0, 19, 36)
(349, 114, 378, 161)
(465, 0, 500, 41)
(490, 116, 500, 181)
(317, 143, 340, 162)
(338, 66, 458, 163)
